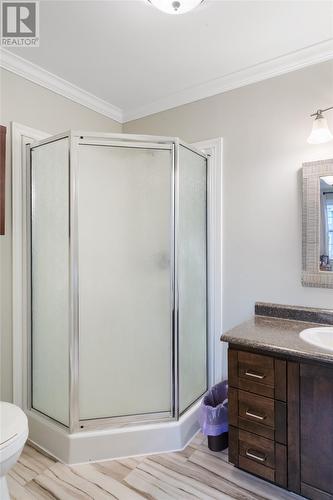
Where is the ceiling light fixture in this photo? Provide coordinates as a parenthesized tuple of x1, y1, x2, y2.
(148, 0, 204, 15)
(307, 107, 333, 144)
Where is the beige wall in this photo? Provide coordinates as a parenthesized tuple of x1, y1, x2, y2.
(124, 61, 333, 332)
(0, 68, 121, 401)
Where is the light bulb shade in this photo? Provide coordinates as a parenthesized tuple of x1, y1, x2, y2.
(321, 176, 333, 186)
(149, 0, 203, 15)
(307, 115, 333, 144)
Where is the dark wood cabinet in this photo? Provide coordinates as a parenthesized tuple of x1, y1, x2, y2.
(228, 346, 333, 500)
(228, 348, 287, 488)
(300, 364, 333, 499)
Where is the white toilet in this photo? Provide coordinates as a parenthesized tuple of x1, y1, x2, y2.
(0, 402, 29, 500)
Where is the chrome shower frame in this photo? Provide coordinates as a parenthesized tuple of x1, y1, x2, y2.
(27, 131, 208, 434)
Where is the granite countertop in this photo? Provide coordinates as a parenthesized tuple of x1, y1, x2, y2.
(221, 302, 333, 364)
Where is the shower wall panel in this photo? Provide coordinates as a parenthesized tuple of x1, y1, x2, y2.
(77, 145, 173, 420)
(30, 138, 70, 426)
(178, 146, 208, 414)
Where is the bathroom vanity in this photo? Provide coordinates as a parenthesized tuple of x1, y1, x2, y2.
(222, 303, 333, 500)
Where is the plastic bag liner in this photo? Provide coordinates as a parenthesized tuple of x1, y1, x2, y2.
(199, 381, 228, 436)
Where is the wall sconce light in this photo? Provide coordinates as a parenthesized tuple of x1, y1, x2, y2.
(307, 107, 333, 144)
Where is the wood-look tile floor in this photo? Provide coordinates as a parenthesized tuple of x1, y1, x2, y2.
(7, 433, 304, 499)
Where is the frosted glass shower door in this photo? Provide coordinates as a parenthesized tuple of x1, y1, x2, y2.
(77, 144, 173, 420)
(178, 146, 208, 414)
(30, 138, 70, 426)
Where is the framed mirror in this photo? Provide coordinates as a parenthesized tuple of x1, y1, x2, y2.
(0, 125, 6, 235)
(302, 158, 333, 288)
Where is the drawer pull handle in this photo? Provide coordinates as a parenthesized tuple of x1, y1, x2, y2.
(246, 449, 266, 462)
(245, 370, 265, 380)
(245, 409, 266, 421)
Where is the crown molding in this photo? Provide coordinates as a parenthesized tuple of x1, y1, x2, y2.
(0, 49, 123, 123)
(123, 39, 333, 122)
(1, 39, 333, 125)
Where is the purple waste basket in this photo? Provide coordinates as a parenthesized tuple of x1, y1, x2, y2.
(199, 380, 228, 451)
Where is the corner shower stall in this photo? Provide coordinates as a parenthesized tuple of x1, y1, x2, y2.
(27, 132, 208, 463)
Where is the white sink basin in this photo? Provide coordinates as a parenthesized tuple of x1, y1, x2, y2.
(299, 327, 333, 352)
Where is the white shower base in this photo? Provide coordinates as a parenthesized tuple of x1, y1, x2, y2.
(26, 401, 201, 465)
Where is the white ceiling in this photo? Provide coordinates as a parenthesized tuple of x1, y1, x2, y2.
(3, 0, 333, 122)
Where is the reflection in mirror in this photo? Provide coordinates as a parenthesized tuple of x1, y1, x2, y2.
(320, 176, 333, 272)
(302, 158, 333, 288)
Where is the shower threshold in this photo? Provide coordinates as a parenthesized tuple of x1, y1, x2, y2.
(26, 400, 201, 464)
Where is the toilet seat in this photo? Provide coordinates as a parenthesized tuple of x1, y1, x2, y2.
(0, 402, 28, 462)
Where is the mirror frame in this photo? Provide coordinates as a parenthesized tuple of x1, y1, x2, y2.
(302, 158, 333, 288)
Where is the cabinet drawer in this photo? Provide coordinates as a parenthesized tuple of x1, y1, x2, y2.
(229, 388, 287, 442)
(239, 429, 275, 468)
(229, 426, 287, 487)
(238, 351, 274, 386)
(238, 389, 275, 438)
(229, 349, 286, 400)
